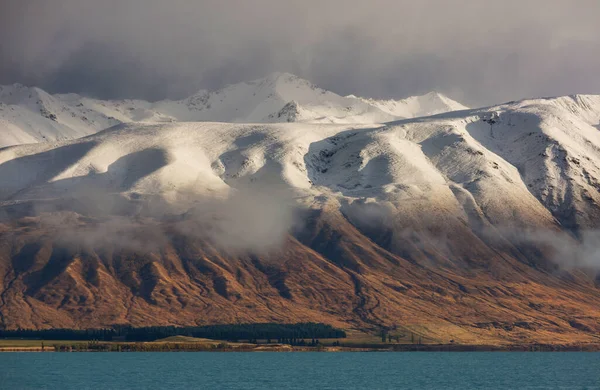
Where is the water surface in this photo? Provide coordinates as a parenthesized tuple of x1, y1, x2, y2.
(2, 352, 600, 389)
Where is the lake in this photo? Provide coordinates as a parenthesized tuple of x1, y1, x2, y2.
(2, 352, 600, 389)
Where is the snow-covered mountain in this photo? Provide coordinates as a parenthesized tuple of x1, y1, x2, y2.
(0, 73, 467, 148)
(3, 93, 600, 340)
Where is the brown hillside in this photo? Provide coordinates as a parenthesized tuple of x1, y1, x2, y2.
(1, 209, 600, 346)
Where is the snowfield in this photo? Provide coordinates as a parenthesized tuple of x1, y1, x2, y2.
(1, 91, 600, 235)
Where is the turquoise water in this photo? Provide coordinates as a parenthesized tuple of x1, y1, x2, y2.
(2, 352, 600, 389)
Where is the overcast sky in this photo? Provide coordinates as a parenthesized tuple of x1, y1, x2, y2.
(1, 0, 599, 106)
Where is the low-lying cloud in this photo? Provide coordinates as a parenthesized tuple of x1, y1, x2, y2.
(6, 183, 600, 272)
(503, 228, 600, 271)
(341, 199, 600, 272)
(28, 185, 300, 255)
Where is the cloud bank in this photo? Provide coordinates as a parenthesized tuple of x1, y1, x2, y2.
(1, 1, 600, 109)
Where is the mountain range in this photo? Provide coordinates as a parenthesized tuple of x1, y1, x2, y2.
(0, 72, 466, 148)
(1, 73, 600, 346)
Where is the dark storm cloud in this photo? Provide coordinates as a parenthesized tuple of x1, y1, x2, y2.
(1, 0, 599, 105)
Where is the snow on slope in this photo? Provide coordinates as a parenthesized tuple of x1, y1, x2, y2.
(1, 94, 599, 234)
(0, 84, 119, 146)
(350, 91, 468, 118)
(0, 73, 468, 148)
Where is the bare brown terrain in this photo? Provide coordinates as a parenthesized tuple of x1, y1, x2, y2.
(2, 206, 600, 347)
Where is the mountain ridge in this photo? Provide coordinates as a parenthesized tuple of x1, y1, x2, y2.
(0, 73, 467, 148)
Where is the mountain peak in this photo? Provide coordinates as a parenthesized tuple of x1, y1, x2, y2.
(421, 91, 446, 99)
(264, 71, 299, 82)
(255, 72, 317, 91)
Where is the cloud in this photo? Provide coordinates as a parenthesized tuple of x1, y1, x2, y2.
(340, 198, 600, 272)
(503, 228, 600, 271)
(28, 183, 299, 255)
(1, 0, 600, 106)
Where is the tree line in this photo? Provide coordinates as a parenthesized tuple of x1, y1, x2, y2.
(0, 322, 346, 342)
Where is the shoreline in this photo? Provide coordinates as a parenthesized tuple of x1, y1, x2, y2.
(3, 343, 600, 353)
